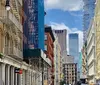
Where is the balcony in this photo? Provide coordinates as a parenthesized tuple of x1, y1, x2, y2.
(4, 47, 23, 59)
(0, 10, 22, 32)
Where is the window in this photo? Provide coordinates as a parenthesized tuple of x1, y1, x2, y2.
(45, 34, 47, 40)
(5, 33, 10, 54)
(45, 45, 47, 51)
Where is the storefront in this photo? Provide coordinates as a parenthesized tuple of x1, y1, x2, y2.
(0, 53, 37, 85)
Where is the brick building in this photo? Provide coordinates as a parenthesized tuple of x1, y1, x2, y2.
(63, 63, 77, 84)
(45, 26, 55, 85)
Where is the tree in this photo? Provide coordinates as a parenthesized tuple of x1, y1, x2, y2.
(60, 80, 66, 85)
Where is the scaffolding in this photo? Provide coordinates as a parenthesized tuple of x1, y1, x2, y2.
(23, 49, 51, 85)
(28, 57, 50, 85)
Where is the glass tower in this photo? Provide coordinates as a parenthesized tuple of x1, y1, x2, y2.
(69, 33, 79, 70)
(83, 0, 96, 42)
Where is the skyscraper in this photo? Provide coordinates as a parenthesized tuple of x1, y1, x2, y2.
(83, 0, 96, 42)
(69, 33, 79, 70)
(53, 29, 67, 79)
(53, 29, 67, 55)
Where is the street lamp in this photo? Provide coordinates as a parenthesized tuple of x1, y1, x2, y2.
(44, 12, 46, 16)
(5, 0, 10, 11)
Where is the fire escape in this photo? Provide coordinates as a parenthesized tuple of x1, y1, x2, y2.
(11, 0, 20, 21)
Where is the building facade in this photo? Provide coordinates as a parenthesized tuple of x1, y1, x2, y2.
(53, 29, 67, 82)
(69, 33, 79, 70)
(45, 26, 55, 85)
(63, 54, 74, 64)
(23, 0, 44, 50)
(79, 52, 82, 77)
(23, 0, 53, 85)
(83, 0, 96, 42)
(54, 35, 61, 85)
(63, 63, 77, 84)
(53, 29, 67, 55)
(23, 0, 52, 85)
(0, 0, 35, 85)
(95, 0, 100, 83)
(0, 0, 52, 85)
(87, 19, 96, 84)
(82, 44, 87, 78)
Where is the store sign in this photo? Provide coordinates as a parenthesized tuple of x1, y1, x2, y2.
(15, 68, 23, 74)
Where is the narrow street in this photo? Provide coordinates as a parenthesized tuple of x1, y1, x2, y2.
(0, 0, 100, 85)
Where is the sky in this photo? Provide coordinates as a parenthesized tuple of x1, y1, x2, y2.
(44, 0, 84, 52)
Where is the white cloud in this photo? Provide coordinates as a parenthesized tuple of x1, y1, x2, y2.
(69, 12, 83, 17)
(71, 28, 78, 31)
(50, 22, 83, 53)
(44, 0, 83, 11)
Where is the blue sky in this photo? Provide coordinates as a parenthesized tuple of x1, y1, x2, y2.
(45, 10, 83, 31)
(44, 0, 83, 52)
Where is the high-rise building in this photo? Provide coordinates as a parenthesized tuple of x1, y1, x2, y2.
(53, 29, 67, 55)
(83, 0, 96, 42)
(53, 29, 67, 81)
(63, 63, 77, 84)
(69, 33, 79, 70)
